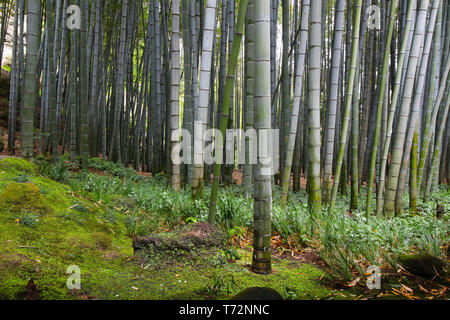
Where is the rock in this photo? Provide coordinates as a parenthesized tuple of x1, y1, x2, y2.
(398, 254, 445, 279)
(436, 203, 444, 219)
(25, 279, 40, 300)
(133, 222, 226, 261)
(231, 287, 283, 300)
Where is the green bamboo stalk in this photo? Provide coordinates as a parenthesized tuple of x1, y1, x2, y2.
(329, 0, 363, 214)
(208, 0, 249, 224)
(280, 0, 310, 208)
(376, 0, 416, 216)
(384, 0, 430, 216)
(251, 0, 272, 275)
(366, 0, 398, 219)
(192, 0, 218, 199)
(22, 0, 42, 158)
(307, 0, 324, 214)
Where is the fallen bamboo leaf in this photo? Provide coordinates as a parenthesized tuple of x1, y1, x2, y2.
(401, 284, 413, 293)
(418, 285, 428, 293)
(346, 277, 360, 287)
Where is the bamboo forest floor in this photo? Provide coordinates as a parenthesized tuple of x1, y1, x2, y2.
(0, 156, 447, 300)
(0, 157, 343, 300)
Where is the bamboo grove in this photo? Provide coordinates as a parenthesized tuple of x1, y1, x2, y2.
(2, 0, 450, 274)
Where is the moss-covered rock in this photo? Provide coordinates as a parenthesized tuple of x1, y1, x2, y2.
(133, 222, 227, 267)
(0, 158, 38, 175)
(0, 182, 49, 213)
(133, 222, 226, 253)
(232, 287, 283, 300)
(398, 254, 445, 279)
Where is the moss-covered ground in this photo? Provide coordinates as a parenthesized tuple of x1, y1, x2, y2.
(0, 157, 447, 300)
(0, 157, 351, 300)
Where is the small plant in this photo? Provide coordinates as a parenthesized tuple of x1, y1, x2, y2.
(12, 175, 30, 183)
(206, 267, 239, 297)
(70, 202, 91, 213)
(227, 226, 245, 240)
(284, 287, 298, 300)
(185, 216, 198, 224)
(36, 159, 71, 182)
(124, 215, 139, 236)
(223, 248, 241, 262)
(14, 214, 40, 227)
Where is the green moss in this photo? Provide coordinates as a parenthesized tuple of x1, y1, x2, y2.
(0, 182, 49, 213)
(0, 158, 38, 175)
(0, 158, 357, 301)
(92, 232, 113, 250)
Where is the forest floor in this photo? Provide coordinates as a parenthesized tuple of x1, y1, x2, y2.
(0, 156, 448, 300)
(0, 74, 448, 300)
(0, 157, 351, 300)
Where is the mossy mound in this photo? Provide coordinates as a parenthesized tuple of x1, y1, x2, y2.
(0, 182, 49, 213)
(92, 232, 113, 250)
(398, 254, 445, 279)
(0, 159, 347, 300)
(232, 287, 283, 300)
(133, 222, 227, 267)
(0, 158, 38, 175)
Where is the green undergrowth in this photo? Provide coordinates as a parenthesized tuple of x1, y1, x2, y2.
(36, 157, 450, 282)
(0, 157, 342, 300)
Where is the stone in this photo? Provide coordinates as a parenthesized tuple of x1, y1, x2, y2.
(133, 222, 226, 261)
(398, 254, 445, 279)
(231, 287, 283, 300)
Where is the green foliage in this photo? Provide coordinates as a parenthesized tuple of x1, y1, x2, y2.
(23, 157, 450, 286)
(88, 157, 141, 182)
(124, 215, 139, 236)
(216, 190, 252, 229)
(12, 175, 30, 183)
(13, 213, 40, 227)
(206, 267, 239, 297)
(35, 158, 71, 182)
(227, 226, 245, 240)
(223, 248, 241, 261)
